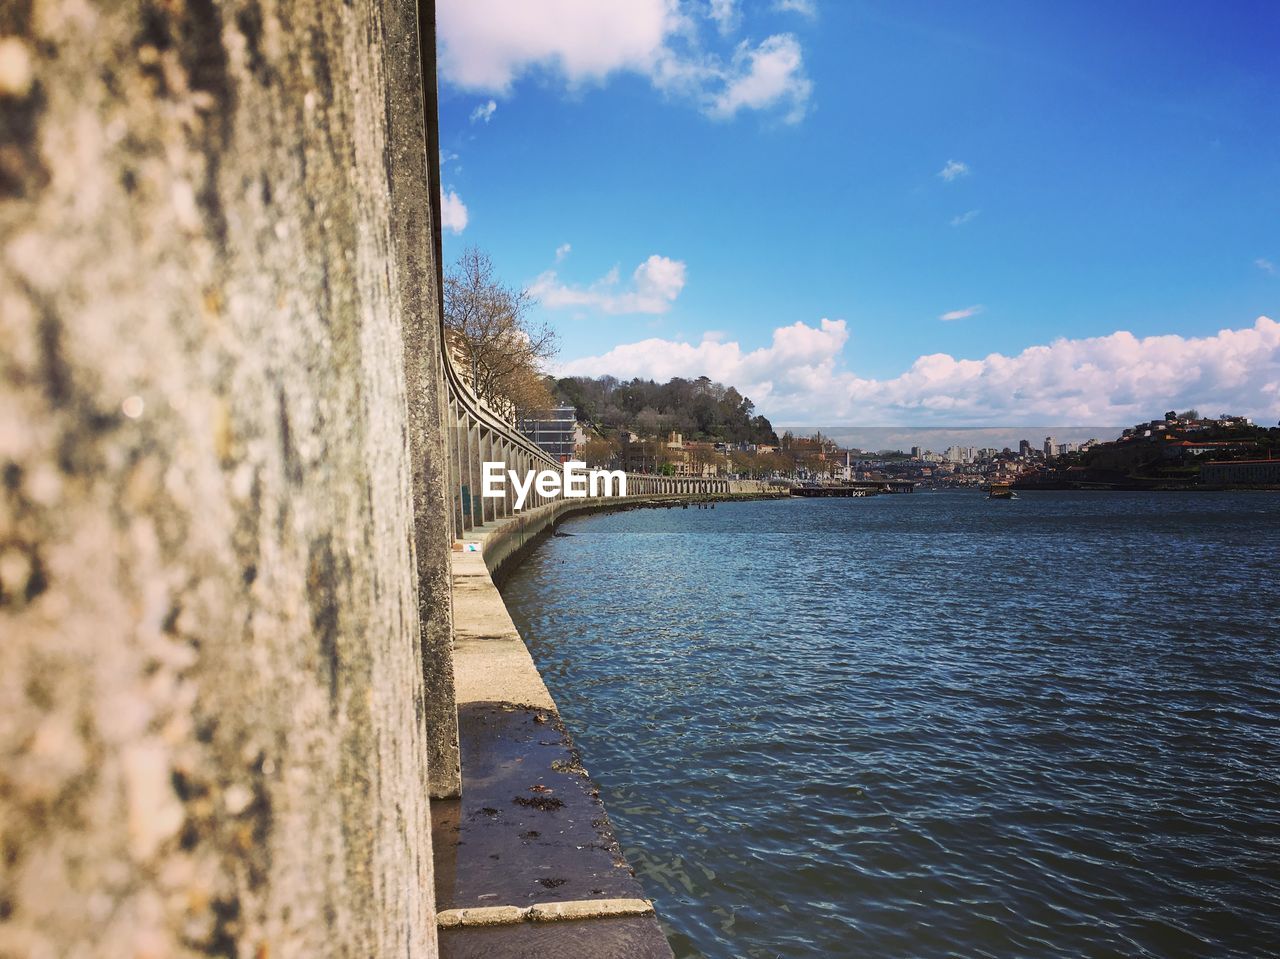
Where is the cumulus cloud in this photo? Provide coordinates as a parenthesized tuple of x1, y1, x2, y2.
(555, 243, 572, 262)
(531, 254, 687, 314)
(709, 34, 811, 123)
(437, 0, 812, 123)
(557, 316, 1280, 425)
(438, 0, 673, 92)
(950, 209, 980, 226)
(1257, 257, 1277, 276)
(469, 99, 497, 123)
(938, 159, 970, 181)
(440, 189, 468, 233)
(940, 305, 983, 321)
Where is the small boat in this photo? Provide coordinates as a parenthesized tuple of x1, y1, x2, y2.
(988, 482, 1017, 500)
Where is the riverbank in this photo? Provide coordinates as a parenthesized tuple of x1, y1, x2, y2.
(433, 490, 782, 958)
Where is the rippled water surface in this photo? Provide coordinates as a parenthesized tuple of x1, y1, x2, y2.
(499, 492, 1280, 958)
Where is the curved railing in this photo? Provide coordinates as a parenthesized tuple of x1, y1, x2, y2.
(437, 347, 730, 539)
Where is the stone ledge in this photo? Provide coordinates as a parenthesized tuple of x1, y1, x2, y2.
(437, 897, 654, 928)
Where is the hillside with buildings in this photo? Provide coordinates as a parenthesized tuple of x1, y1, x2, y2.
(1016, 411, 1280, 489)
(514, 400, 1280, 490)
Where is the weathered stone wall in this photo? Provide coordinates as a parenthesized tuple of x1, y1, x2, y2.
(1, 1, 444, 956)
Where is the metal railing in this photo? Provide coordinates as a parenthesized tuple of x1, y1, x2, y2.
(439, 353, 730, 539)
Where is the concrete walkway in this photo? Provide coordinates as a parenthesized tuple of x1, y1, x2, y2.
(433, 504, 676, 958)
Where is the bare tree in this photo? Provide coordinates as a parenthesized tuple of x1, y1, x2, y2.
(634, 407, 670, 439)
(687, 443, 722, 476)
(580, 436, 619, 468)
(444, 247, 557, 415)
(498, 366, 555, 416)
(730, 449, 756, 477)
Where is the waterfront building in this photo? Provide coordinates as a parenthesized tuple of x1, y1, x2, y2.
(664, 431, 693, 476)
(1044, 436, 1056, 459)
(518, 405, 578, 461)
(1200, 459, 1280, 485)
(619, 436, 659, 473)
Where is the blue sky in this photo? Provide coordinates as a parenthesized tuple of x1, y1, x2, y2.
(436, 0, 1280, 425)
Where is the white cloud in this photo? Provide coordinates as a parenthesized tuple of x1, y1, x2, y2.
(440, 189, 468, 233)
(708, 0, 738, 35)
(774, 0, 817, 16)
(557, 316, 1280, 425)
(469, 99, 497, 123)
(437, 0, 812, 123)
(940, 305, 983, 321)
(531, 254, 687, 315)
(938, 159, 970, 181)
(555, 243, 572, 262)
(1256, 257, 1277, 276)
(438, 0, 676, 92)
(950, 209, 980, 226)
(709, 34, 811, 123)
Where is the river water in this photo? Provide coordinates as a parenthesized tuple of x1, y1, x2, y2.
(499, 492, 1280, 959)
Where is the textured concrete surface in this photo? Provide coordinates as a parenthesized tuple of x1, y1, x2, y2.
(439, 915, 675, 959)
(433, 707, 674, 959)
(393, 0, 462, 801)
(0, 1, 447, 955)
(452, 546, 556, 711)
(432, 706, 652, 910)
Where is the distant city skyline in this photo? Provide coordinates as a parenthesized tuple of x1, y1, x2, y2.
(437, 0, 1280, 425)
(785, 426, 1116, 455)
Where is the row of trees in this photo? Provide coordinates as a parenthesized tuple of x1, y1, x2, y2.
(576, 436, 838, 479)
(729, 449, 835, 478)
(577, 435, 726, 472)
